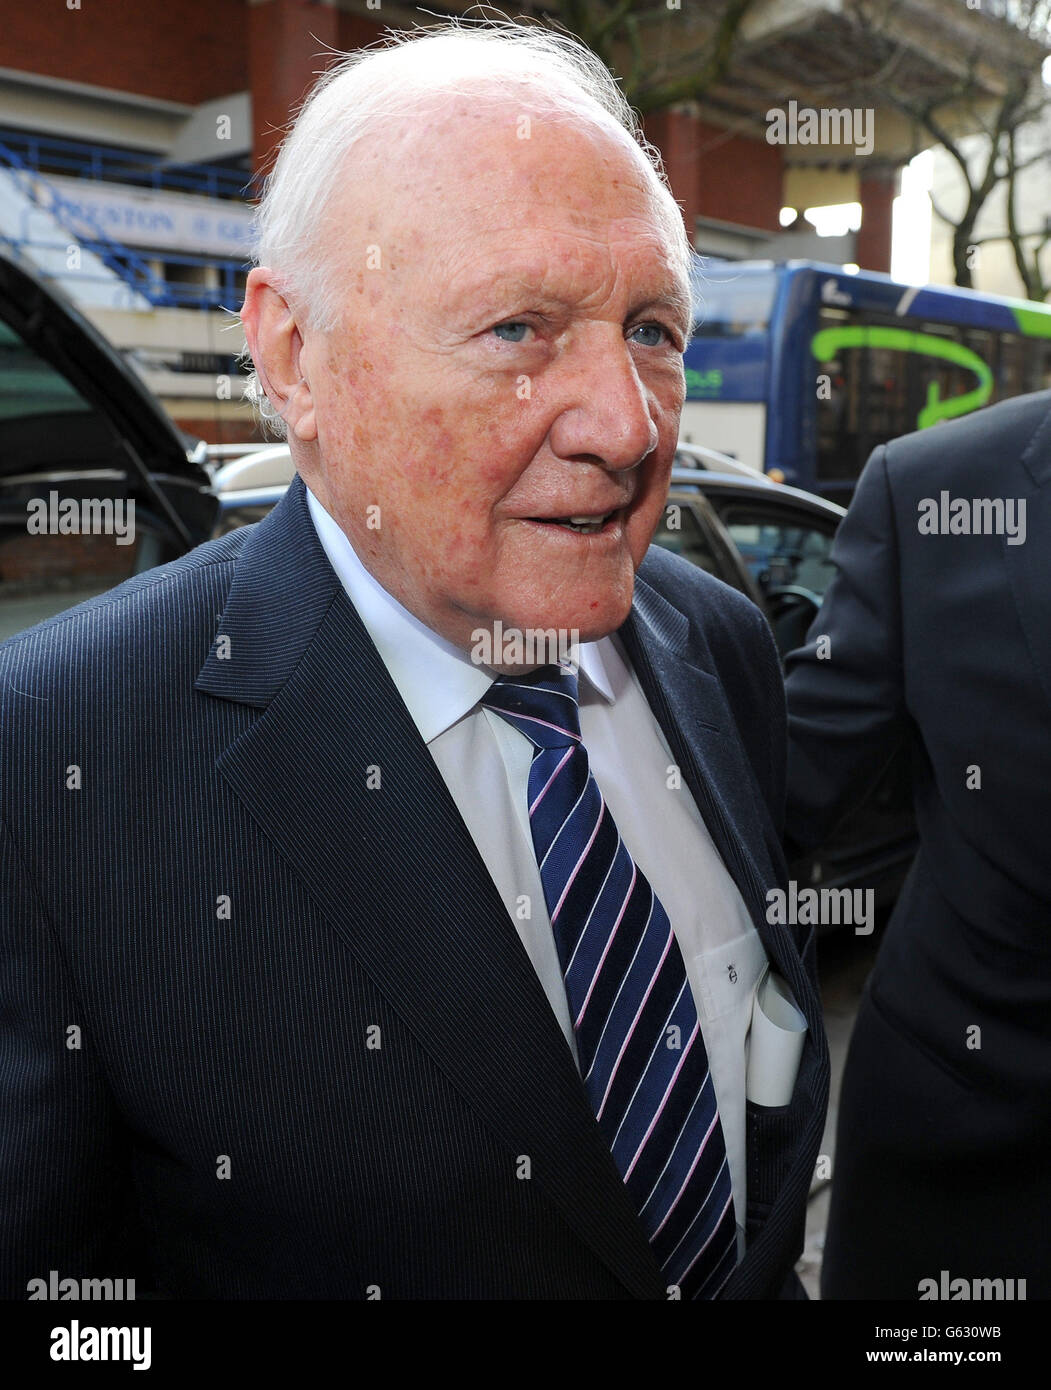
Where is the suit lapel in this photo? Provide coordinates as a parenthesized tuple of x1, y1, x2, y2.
(196, 476, 664, 1300)
(619, 575, 777, 929)
(618, 575, 819, 1030)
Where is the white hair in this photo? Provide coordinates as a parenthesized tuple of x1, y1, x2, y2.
(243, 19, 693, 434)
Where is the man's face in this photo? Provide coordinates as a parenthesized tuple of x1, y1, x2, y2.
(297, 102, 690, 655)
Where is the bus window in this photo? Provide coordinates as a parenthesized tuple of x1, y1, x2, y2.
(815, 312, 1003, 485)
(814, 307, 868, 483)
(962, 327, 994, 375)
(690, 267, 777, 338)
(908, 322, 978, 431)
(867, 341, 913, 443)
(997, 332, 1030, 397)
(999, 330, 1051, 395)
(691, 258, 1051, 501)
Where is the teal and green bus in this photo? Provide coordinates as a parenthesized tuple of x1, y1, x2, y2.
(682, 260, 1051, 499)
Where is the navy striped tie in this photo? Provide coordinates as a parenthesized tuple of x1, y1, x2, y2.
(483, 663, 738, 1299)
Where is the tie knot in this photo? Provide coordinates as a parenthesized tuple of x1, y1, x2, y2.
(481, 663, 582, 750)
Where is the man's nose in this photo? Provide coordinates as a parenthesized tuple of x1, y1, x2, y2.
(547, 336, 660, 471)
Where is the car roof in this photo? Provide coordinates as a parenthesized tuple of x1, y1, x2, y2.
(670, 466, 846, 520)
(673, 440, 760, 478)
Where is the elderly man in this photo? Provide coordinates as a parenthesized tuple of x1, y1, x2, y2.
(0, 24, 826, 1300)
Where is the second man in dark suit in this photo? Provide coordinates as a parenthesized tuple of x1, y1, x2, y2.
(786, 389, 1051, 1300)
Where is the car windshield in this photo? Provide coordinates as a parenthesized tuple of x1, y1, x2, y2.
(719, 505, 837, 597)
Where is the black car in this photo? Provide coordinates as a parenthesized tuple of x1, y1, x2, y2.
(664, 457, 843, 657)
(0, 249, 217, 643)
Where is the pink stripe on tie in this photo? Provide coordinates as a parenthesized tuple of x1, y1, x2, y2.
(502, 711, 580, 744)
(579, 894, 651, 1073)
(595, 929, 675, 1120)
(564, 840, 623, 981)
(528, 746, 574, 817)
(670, 1189, 734, 1284)
(622, 1020, 700, 1181)
(549, 799, 605, 923)
(608, 980, 691, 1151)
(650, 1109, 720, 1240)
(573, 860, 636, 1027)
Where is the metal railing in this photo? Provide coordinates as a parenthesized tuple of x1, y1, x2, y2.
(0, 140, 249, 311)
(0, 127, 252, 200)
(0, 235, 246, 310)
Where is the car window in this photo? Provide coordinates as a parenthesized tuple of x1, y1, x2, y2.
(715, 503, 837, 598)
(652, 498, 725, 578)
(0, 319, 159, 642)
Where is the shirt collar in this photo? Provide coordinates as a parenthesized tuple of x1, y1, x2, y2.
(305, 485, 615, 744)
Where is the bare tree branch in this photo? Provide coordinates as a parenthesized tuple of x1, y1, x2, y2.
(551, 0, 1050, 295)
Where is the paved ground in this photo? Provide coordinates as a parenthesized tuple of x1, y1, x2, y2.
(796, 922, 884, 1298)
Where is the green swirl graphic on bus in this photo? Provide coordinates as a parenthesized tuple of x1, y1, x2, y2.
(684, 367, 723, 397)
(811, 325, 993, 430)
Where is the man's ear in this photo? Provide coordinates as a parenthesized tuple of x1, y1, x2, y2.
(240, 267, 317, 442)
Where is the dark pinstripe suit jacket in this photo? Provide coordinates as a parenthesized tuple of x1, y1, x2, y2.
(0, 473, 828, 1300)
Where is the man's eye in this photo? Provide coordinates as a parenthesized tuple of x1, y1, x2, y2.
(629, 322, 673, 347)
(491, 321, 530, 343)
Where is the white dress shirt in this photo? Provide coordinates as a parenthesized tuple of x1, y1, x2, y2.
(306, 486, 768, 1249)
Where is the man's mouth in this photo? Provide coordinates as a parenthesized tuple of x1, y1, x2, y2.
(527, 510, 618, 535)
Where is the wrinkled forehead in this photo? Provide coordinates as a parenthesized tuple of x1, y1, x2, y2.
(323, 92, 689, 289)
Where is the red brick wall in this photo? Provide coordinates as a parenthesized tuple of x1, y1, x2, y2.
(175, 413, 264, 446)
(249, 2, 385, 175)
(690, 118, 783, 234)
(646, 110, 699, 233)
(646, 110, 783, 239)
(1, 531, 137, 587)
(0, 4, 788, 245)
(0, 0, 248, 107)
